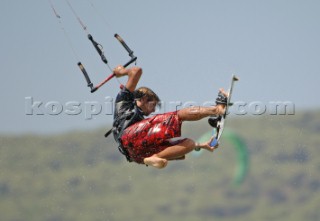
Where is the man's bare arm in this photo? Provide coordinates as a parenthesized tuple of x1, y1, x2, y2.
(113, 65, 142, 92)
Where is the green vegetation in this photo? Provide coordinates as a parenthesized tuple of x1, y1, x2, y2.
(1, 110, 320, 221)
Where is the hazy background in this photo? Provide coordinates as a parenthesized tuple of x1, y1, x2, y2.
(1, 1, 320, 221)
(1, 0, 319, 134)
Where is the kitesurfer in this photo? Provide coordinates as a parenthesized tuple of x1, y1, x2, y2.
(111, 65, 228, 169)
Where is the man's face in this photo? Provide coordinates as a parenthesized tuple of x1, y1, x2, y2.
(143, 100, 157, 116)
(137, 97, 157, 116)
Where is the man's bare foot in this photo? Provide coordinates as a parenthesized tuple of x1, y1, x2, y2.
(219, 88, 229, 98)
(216, 104, 226, 115)
(216, 88, 229, 115)
(144, 155, 168, 169)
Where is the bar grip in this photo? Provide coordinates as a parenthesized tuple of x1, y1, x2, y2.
(77, 62, 93, 90)
(114, 33, 134, 57)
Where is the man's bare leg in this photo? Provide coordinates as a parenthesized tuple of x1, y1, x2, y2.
(178, 88, 228, 121)
(144, 139, 194, 168)
(144, 89, 228, 168)
(144, 138, 217, 168)
(178, 105, 225, 121)
(157, 139, 195, 160)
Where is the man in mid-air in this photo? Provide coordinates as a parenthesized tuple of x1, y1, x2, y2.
(111, 65, 228, 169)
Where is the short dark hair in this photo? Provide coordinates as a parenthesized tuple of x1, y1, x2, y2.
(134, 87, 161, 106)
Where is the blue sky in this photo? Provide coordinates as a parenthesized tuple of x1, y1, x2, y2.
(1, 0, 319, 134)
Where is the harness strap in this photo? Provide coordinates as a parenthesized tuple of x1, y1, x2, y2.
(104, 128, 113, 137)
(105, 108, 138, 162)
(105, 97, 143, 162)
(104, 126, 132, 162)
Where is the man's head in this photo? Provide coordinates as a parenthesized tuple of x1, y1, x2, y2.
(134, 87, 160, 116)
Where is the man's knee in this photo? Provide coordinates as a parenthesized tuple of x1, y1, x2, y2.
(183, 138, 196, 151)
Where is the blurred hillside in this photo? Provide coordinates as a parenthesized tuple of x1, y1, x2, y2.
(0, 110, 320, 221)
